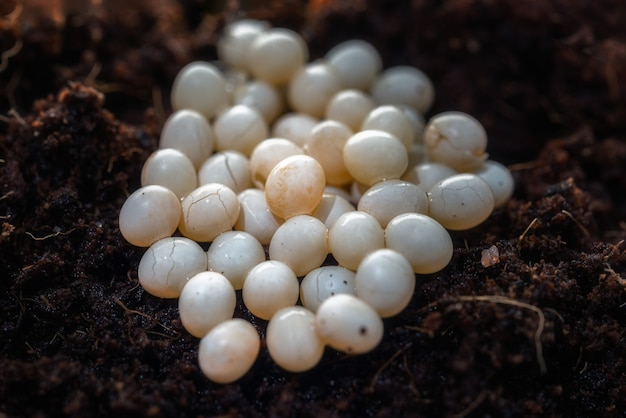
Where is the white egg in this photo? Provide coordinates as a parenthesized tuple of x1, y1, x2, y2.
(179, 271, 236, 338)
(235, 188, 283, 245)
(300, 265, 356, 312)
(315, 294, 383, 354)
(266, 306, 325, 372)
(137, 237, 207, 298)
(357, 179, 429, 228)
(198, 319, 260, 384)
(355, 249, 415, 317)
(328, 211, 384, 270)
(242, 260, 299, 320)
(207, 231, 266, 290)
(171, 61, 228, 120)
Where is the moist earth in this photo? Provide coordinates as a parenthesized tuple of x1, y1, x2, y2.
(0, 1, 625, 417)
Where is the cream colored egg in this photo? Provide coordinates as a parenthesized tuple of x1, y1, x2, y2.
(315, 294, 383, 354)
(179, 183, 241, 242)
(427, 173, 495, 230)
(384, 213, 453, 274)
(472, 160, 515, 208)
(249, 138, 303, 189)
(233, 80, 285, 123)
(357, 179, 429, 227)
(198, 319, 260, 384)
(269, 215, 328, 277)
(179, 271, 236, 338)
(355, 249, 415, 318)
(214, 105, 268, 156)
(311, 192, 356, 228)
(265, 155, 326, 219)
(207, 230, 266, 290)
(343, 130, 408, 186)
(271, 112, 318, 147)
(248, 28, 308, 85)
(304, 120, 354, 186)
(328, 211, 384, 270)
(137, 237, 207, 298)
(300, 266, 356, 312)
(217, 19, 270, 72)
(288, 62, 343, 118)
(119, 185, 180, 247)
(325, 40, 382, 90)
(361, 105, 415, 151)
(159, 109, 214, 169)
(242, 260, 299, 320)
(402, 162, 457, 191)
(197, 150, 251, 193)
(325, 89, 376, 132)
(266, 306, 325, 372)
(370, 65, 434, 114)
(423, 111, 488, 172)
(171, 61, 228, 119)
(141, 148, 197, 199)
(235, 188, 283, 245)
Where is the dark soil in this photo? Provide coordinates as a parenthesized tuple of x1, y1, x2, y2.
(1, 0, 625, 417)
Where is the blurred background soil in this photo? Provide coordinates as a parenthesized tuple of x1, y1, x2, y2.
(0, 0, 625, 416)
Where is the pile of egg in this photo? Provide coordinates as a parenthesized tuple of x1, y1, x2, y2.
(118, 19, 514, 383)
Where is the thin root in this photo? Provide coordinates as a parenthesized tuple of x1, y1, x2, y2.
(518, 217, 539, 245)
(561, 210, 590, 238)
(457, 295, 548, 374)
(0, 39, 23, 73)
(367, 343, 412, 393)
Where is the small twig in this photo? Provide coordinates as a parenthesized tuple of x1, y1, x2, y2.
(0, 39, 23, 73)
(367, 343, 412, 393)
(560, 210, 590, 238)
(25, 228, 76, 241)
(451, 389, 488, 418)
(518, 217, 539, 245)
(457, 295, 548, 375)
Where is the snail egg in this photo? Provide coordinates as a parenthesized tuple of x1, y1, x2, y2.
(343, 130, 408, 186)
(300, 265, 356, 312)
(311, 192, 356, 229)
(361, 105, 415, 151)
(355, 249, 415, 318)
(472, 160, 514, 208)
(159, 109, 214, 169)
(242, 260, 300, 320)
(264, 155, 326, 219)
(370, 65, 435, 114)
(385, 213, 453, 274)
(328, 211, 384, 271)
(325, 89, 376, 132)
(304, 120, 354, 186)
(119, 185, 180, 247)
(325, 40, 382, 91)
(357, 179, 429, 228)
(141, 148, 197, 199)
(197, 150, 251, 194)
(198, 319, 260, 384)
(423, 111, 488, 172)
(179, 183, 241, 242)
(269, 215, 329, 277)
(171, 61, 228, 120)
(315, 294, 383, 354)
(179, 271, 236, 338)
(427, 173, 495, 230)
(233, 80, 285, 124)
(137, 237, 207, 299)
(249, 138, 303, 189)
(213, 105, 268, 156)
(248, 28, 308, 85)
(271, 112, 318, 148)
(402, 162, 457, 191)
(207, 230, 266, 290)
(288, 62, 343, 118)
(266, 306, 325, 372)
(217, 19, 270, 72)
(235, 188, 283, 245)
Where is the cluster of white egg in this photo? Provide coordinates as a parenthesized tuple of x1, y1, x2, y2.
(118, 19, 514, 384)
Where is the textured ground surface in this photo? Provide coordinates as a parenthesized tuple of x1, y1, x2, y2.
(1, 1, 625, 416)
